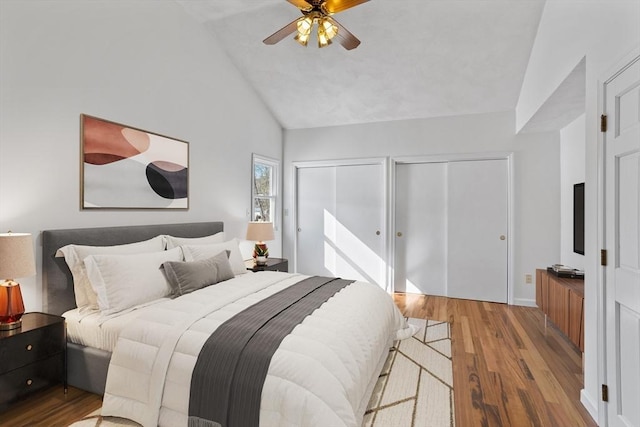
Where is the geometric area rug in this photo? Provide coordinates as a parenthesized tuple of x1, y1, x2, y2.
(70, 318, 454, 427)
(363, 318, 455, 427)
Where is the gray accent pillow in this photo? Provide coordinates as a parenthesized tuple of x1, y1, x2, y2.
(162, 250, 234, 297)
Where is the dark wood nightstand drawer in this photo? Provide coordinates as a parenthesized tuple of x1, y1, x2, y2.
(0, 313, 66, 411)
(0, 322, 65, 374)
(0, 354, 64, 411)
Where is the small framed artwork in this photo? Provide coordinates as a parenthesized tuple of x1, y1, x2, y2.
(80, 114, 189, 209)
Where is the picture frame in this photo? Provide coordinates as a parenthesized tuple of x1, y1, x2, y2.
(80, 114, 189, 210)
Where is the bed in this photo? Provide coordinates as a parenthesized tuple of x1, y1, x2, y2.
(42, 222, 225, 395)
(42, 222, 414, 427)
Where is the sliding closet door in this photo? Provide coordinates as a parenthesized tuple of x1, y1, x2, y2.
(394, 158, 509, 303)
(296, 166, 336, 276)
(394, 162, 447, 295)
(332, 164, 386, 286)
(447, 159, 508, 303)
(296, 163, 386, 288)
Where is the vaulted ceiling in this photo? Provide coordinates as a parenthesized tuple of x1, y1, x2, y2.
(177, 0, 547, 130)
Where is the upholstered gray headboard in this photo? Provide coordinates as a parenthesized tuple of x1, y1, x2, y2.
(42, 222, 224, 315)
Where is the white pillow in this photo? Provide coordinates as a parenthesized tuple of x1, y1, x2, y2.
(84, 247, 183, 317)
(163, 232, 225, 249)
(56, 236, 165, 312)
(181, 239, 246, 276)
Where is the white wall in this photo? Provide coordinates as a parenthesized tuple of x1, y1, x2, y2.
(560, 114, 586, 270)
(516, 1, 640, 421)
(0, 0, 283, 312)
(516, 0, 639, 133)
(283, 111, 560, 306)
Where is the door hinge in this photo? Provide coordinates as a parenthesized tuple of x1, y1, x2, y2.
(601, 114, 608, 132)
(602, 384, 609, 402)
(601, 249, 608, 266)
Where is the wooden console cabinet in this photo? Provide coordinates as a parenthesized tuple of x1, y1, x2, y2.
(536, 269, 584, 351)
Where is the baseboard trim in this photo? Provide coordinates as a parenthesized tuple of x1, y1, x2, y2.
(580, 389, 598, 423)
(513, 298, 537, 307)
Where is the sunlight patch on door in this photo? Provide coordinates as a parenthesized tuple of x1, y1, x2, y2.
(323, 241, 337, 274)
(323, 210, 385, 289)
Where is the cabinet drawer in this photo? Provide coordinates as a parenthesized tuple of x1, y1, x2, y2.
(0, 353, 64, 410)
(0, 323, 65, 374)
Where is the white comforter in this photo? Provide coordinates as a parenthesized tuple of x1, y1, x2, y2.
(101, 272, 413, 427)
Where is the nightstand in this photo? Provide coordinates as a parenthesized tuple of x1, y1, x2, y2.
(245, 257, 289, 273)
(0, 312, 66, 411)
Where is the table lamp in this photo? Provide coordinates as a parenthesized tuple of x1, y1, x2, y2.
(246, 221, 275, 265)
(0, 233, 36, 330)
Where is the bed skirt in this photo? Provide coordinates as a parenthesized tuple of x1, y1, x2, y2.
(67, 342, 111, 395)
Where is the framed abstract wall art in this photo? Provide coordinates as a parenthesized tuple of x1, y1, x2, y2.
(80, 114, 189, 209)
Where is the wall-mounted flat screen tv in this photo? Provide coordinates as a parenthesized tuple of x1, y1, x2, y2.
(574, 182, 585, 255)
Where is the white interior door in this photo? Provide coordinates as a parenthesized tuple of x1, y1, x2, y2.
(394, 158, 509, 303)
(447, 159, 508, 303)
(296, 166, 335, 276)
(394, 162, 447, 295)
(296, 162, 386, 289)
(605, 55, 640, 427)
(332, 164, 386, 287)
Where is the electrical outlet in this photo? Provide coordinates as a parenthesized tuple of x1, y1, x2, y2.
(525, 274, 532, 284)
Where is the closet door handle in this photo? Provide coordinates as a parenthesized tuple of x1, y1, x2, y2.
(397, 232, 403, 237)
(376, 230, 381, 236)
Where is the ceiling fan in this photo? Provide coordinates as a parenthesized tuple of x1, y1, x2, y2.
(263, 0, 369, 50)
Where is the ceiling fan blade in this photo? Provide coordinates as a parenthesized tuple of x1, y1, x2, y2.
(287, 0, 313, 11)
(323, 0, 369, 14)
(263, 18, 300, 45)
(333, 19, 361, 50)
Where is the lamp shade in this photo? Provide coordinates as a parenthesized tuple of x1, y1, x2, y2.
(0, 233, 36, 280)
(246, 222, 275, 242)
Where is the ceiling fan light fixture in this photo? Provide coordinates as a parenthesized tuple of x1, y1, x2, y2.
(317, 28, 331, 48)
(263, 0, 367, 50)
(317, 18, 337, 48)
(295, 33, 310, 46)
(296, 16, 313, 36)
(295, 15, 313, 46)
(321, 17, 338, 40)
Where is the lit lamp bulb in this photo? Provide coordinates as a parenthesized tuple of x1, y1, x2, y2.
(318, 18, 338, 48)
(295, 16, 313, 46)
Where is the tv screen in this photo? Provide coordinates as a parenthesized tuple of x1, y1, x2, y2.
(573, 182, 585, 255)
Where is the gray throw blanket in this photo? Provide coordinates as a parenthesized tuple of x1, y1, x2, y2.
(188, 276, 354, 427)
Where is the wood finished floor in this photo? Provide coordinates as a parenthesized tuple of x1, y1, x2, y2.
(0, 294, 596, 427)
(394, 293, 596, 427)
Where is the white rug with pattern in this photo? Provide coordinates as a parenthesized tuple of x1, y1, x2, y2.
(364, 318, 454, 427)
(70, 318, 454, 427)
